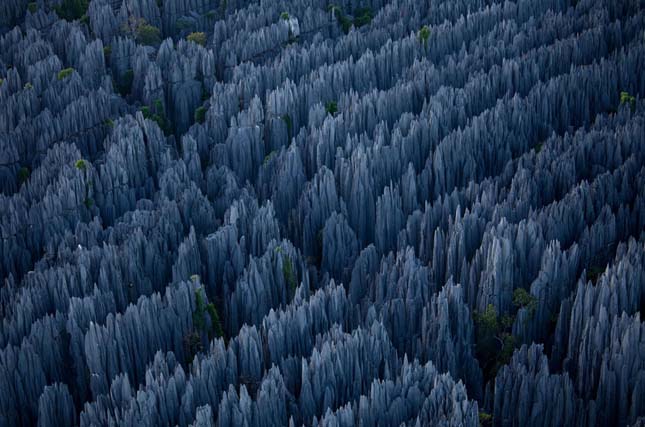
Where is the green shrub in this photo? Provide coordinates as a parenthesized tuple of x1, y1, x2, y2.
(282, 114, 293, 140)
(325, 101, 338, 116)
(139, 100, 172, 135)
(418, 25, 430, 45)
(353, 7, 372, 28)
(620, 91, 636, 108)
(512, 288, 537, 313)
(283, 257, 297, 295)
(75, 159, 87, 171)
(194, 106, 207, 124)
(27, 2, 38, 13)
(152, 114, 171, 135)
(586, 264, 605, 284)
(192, 288, 223, 340)
(193, 288, 207, 330)
(140, 106, 152, 119)
(329, 5, 371, 34)
(55, 0, 89, 21)
(205, 10, 217, 19)
(280, 11, 290, 20)
(17, 167, 30, 184)
(116, 69, 134, 96)
(24, 82, 33, 90)
(334, 8, 352, 34)
(186, 32, 207, 46)
(263, 150, 277, 165)
(473, 304, 518, 380)
(201, 87, 210, 101)
(479, 412, 493, 427)
(534, 142, 543, 153)
(0, 78, 4, 87)
(103, 45, 112, 60)
(104, 119, 114, 128)
(153, 98, 163, 111)
(205, 302, 224, 339)
(136, 23, 161, 46)
(175, 17, 193, 31)
(84, 197, 94, 208)
(57, 67, 74, 80)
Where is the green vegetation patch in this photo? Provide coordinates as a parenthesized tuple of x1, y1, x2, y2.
(136, 22, 162, 46)
(283, 257, 297, 295)
(116, 69, 134, 97)
(103, 45, 112, 60)
(620, 91, 636, 109)
(418, 25, 430, 45)
(281, 114, 293, 140)
(141, 99, 172, 135)
(17, 167, 30, 184)
(512, 288, 537, 314)
(473, 304, 517, 381)
(329, 5, 372, 34)
(353, 7, 372, 28)
(186, 32, 207, 46)
(75, 159, 87, 171)
(325, 101, 338, 116)
(55, 0, 89, 21)
(194, 106, 207, 124)
(479, 412, 493, 427)
(193, 287, 224, 340)
(57, 68, 74, 81)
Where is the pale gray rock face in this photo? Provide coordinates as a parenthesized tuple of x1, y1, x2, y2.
(2, 0, 645, 426)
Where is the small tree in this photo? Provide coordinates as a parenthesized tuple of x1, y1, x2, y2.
(282, 114, 293, 140)
(479, 412, 493, 427)
(418, 25, 430, 46)
(186, 32, 207, 46)
(282, 256, 297, 295)
(103, 45, 112, 60)
(473, 304, 518, 380)
(124, 17, 161, 46)
(512, 288, 537, 314)
(329, 5, 352, 34)
(263, 151, 277, 165)
(17, 167, 30, 184)
(280, 11, 290, 20)
(325, 101, 338, 116)
(75, 159, 93, 208)
(57, 68, 74, 80)
(620, 91, 636, 108)
(75, 159, 87, 171)
(353, 7, 372, 28)
(194, 106, 207, 124)
(55, 0, 89, 21)
(27, 2, 38, 13)
(116, 69, 134, 96)
(136, 23, 162, 46)
(193, 287, 223, 340)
